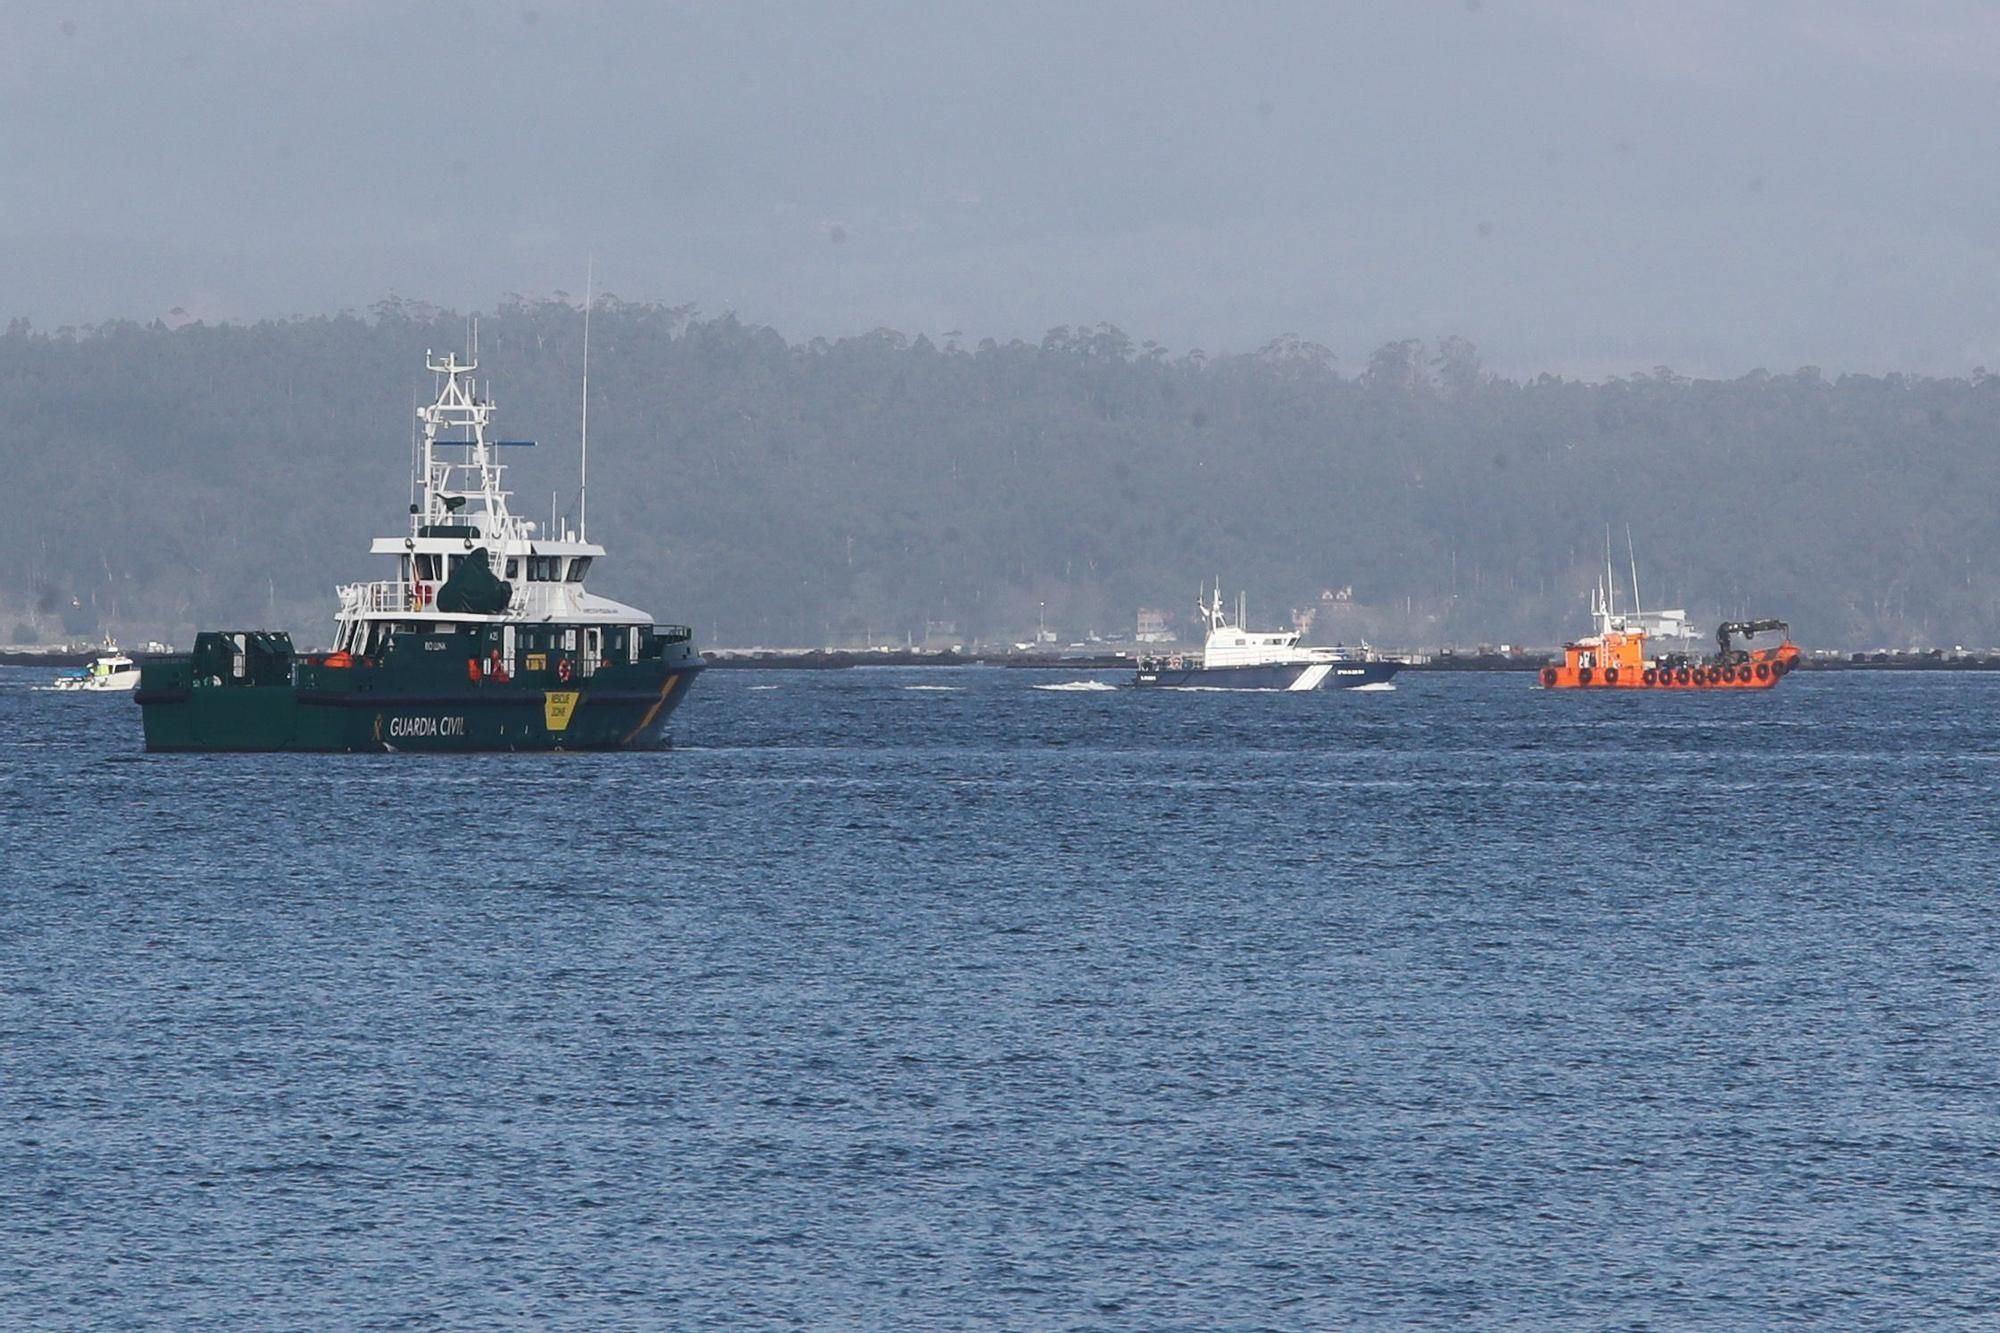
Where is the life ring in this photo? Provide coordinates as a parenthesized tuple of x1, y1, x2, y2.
(1541, 667, 1558, 688)
(1755, 662, 1771, 681)
(557, 658, 573, 683)
(1642, 668, 1657, 686)
(1603, 667, 1619, 685)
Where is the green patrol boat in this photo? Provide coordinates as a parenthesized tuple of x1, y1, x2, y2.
(136, 349, 703, 751)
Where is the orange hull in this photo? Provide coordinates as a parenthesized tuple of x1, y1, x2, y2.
(1541, 638, 1800, 691)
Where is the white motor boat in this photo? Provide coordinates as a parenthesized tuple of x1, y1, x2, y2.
(53, 645, 141, 692)
(1134, 582, 1400, 690)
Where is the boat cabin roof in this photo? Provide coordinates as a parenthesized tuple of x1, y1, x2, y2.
(369, 535, 607, 557)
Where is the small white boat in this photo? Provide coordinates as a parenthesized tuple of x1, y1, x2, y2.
(1133, 582, 1400, 690)
(53, 645, 141, 692)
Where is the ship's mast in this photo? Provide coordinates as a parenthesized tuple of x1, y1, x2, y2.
(1603, 529, 1617, 622)
(415, 350, 529, 549)
(1625, 524, 1643, 619)
(1202, 578, 1228, 632)
(579, 262, 592, 542)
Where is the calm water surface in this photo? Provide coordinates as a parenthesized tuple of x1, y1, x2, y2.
(3, 666, 1998, 1328)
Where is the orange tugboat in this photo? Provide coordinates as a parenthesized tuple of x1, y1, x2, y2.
(1540, 582, 1801, 691)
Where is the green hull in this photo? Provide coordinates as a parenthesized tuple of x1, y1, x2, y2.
(137, 628, 702, 752)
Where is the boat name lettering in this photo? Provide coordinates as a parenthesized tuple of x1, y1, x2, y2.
(388, 715, 467, 738)
(423, 641, 447, 652)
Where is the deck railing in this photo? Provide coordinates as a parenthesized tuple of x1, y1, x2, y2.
(340, 580, 422, 614)
(336, 584, 696, 639)
(340, 580, 530, 615)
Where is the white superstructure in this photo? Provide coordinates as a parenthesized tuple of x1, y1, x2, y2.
(1193, 582, 1370, 671)
(329, 351, 656, 669)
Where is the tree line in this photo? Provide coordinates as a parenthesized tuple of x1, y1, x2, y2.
(3, 299, 1997, 650)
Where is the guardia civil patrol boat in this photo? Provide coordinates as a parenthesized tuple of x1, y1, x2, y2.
(1134, 582, 1400, 690)
(136, 348, 703, 751)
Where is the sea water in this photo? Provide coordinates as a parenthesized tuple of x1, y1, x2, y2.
(3, 666, 1998, 1328)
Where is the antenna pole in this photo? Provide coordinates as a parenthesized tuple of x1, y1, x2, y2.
(1604, 528, 1616, 617)
(409, 390, 420, 524)
(1626, 524, 1642, 618)
(579, 260, 592, 541)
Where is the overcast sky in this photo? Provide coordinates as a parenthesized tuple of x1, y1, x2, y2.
(3, 0, 1998, 377)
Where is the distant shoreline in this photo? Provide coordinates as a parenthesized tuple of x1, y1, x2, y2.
(696, 649, 2000, 673)
(8, 648, 1995, 674)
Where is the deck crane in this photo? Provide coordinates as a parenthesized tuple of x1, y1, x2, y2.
(1717, 618, 1789, 663)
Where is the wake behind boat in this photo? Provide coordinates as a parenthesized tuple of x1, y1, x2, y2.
(1134, 583, 1399, 690)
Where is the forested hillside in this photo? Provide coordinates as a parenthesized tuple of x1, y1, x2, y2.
(4, 300, 1998, 650)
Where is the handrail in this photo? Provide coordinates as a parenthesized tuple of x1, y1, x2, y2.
(340, 579, 530, 615)
(337, 581, 688, 630)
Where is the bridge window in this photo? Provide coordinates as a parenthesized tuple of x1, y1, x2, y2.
(565, 557, 592, 582)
